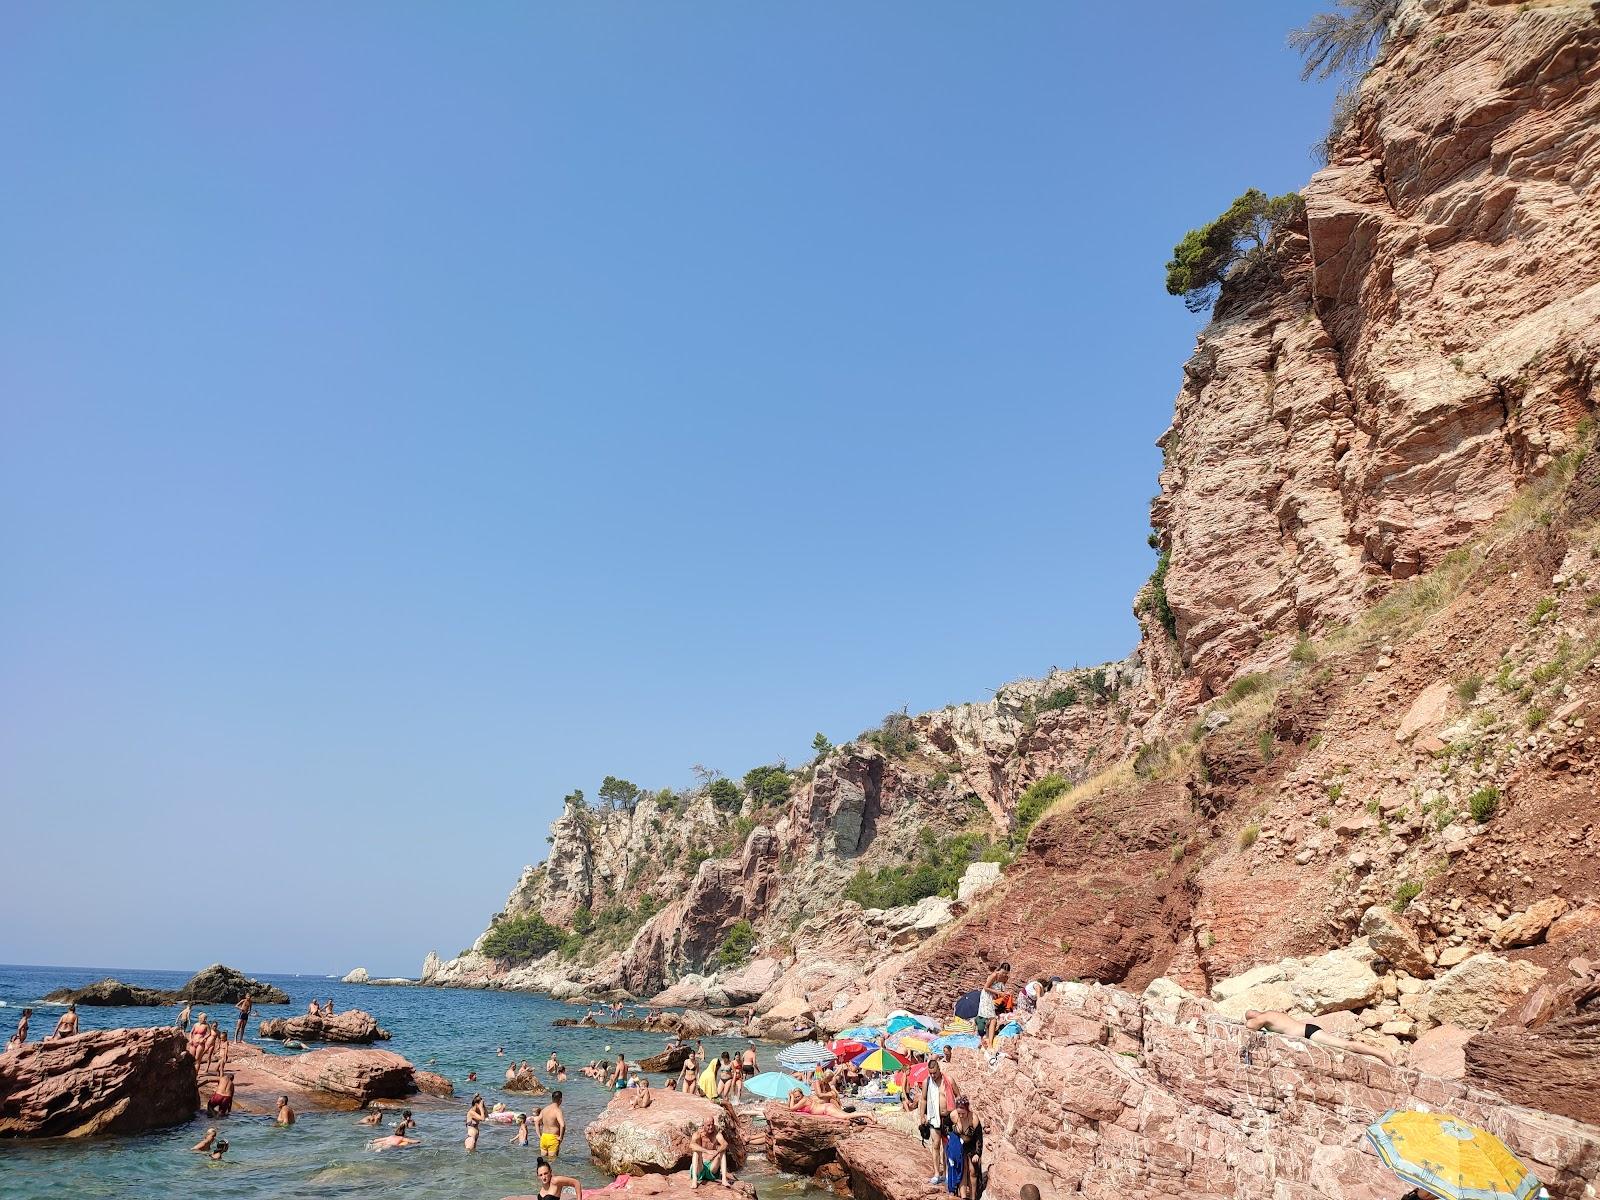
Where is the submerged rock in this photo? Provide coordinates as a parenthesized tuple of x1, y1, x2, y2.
(0, 1027, 196, 1138)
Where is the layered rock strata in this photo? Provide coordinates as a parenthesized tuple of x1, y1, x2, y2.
(0, 1028, 196, 1138)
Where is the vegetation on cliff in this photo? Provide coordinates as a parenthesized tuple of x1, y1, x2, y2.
(1164, 188, 1305, 313)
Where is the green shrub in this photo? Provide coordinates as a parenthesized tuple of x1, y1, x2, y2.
(1391, 879, 1422, 913)
(1014, 774, 1071, 836)
(1529, 596, 1556, 626)
(1290, 635, 1318, 665)
(1165, 190, 1305, 313)
(811, 732, 833, 761)
(1238, 824, 1260, 849)
(741, 765, 792, 807)
(864, 712, 918, 758)
(842, 831, 1005, 910)
(1468, 786, 1500, 823)
(1526, 706, 1549, 729)
(714, 919, 756, 969)
(480, 913, 567, 963)
(1455, 674, 1482, 703)
(1038, 686, 1079, 711)
(707, 778, 743, 811)
(1145, 552, 1178, 639)
(598, 776, 642, 812)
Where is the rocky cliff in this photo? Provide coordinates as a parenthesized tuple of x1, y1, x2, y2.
(425, 5, 1600, 1190)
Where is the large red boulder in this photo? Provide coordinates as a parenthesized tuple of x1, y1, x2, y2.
(762, 1103, 860, 1175)
(0, 1028, 196, 1138)
(585, 1090, 746, 1175)
(257, 1010, 391, 1043)
(222, 1043, 418, 1112)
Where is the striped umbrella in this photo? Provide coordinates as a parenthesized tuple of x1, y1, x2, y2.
(852, 1048, 910, 1073)
(885, 1029, 931, 1054)
(777, 1041, 836, 1072)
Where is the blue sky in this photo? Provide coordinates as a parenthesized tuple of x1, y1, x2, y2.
(1, 2, 1339, 976)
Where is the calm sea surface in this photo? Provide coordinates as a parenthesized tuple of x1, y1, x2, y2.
(0, 963, 794, 1199)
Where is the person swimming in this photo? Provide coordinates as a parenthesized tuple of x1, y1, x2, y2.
(276, 1095, 295, 1126)
(464, 1093, 486, 1151)
(535, 1156, 584, 1199)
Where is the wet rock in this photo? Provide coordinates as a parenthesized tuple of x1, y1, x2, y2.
(225, 1043, 418, 1110)
(504, 1067, 547, 1095)
(0, 1027, 196, 1138)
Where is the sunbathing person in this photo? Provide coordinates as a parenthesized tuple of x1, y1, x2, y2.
(1243, 1009, 1396, 1066)
(787, 1088, 864, 1122)
(49, 1003, 78, 1039)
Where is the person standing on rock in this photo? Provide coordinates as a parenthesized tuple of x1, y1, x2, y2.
(1243, 1009, 1397, 1067)
(922, 1057, 958, 1185)
(538, 1089, 566, 1157)
(977, 963, 1009, 1049)
(234, 994, 253, 1043)
(48, 1003, 78, 1039)
(176, 1001, 192, 1032)
(8, 1007, 31, 1047)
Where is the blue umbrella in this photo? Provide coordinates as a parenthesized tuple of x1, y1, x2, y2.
(745, 1072, 812, 1101)
(952, 989, 982, 1020)
(777, 1041, 836, 1072)
(836, 1024, 885, 1041)
(931, 1033, 981, 1052)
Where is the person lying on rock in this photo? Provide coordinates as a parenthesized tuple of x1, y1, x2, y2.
(1243, 1009, 1396, 1066)
(276, 1095, 295, 1127)
(787, 1089, 866, 1123)
(688, 1117, 730, 1189)
(535, 1155, 584, 1200)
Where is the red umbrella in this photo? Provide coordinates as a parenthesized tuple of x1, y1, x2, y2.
(828, 1038, 874, 1060)
(894, 1061, 930, 1091)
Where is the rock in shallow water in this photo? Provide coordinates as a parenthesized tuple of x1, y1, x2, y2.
(0, 1027, 196, 1138)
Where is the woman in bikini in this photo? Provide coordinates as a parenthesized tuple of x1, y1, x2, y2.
(464, 1093, 487, 1151)
(535, 1156, 585, 1200)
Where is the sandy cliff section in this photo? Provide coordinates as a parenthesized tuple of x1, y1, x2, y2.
(1155, 0, 1600, 699)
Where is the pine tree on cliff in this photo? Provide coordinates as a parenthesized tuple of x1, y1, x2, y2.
(1164, 189, 1304, 314)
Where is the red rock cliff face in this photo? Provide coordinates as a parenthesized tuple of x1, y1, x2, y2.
(1155, 0, 1600, 698)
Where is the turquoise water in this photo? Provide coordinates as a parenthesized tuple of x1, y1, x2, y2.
(0, 964, 783, 1199)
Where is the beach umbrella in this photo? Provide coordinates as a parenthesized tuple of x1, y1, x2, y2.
(852, 1048, 910, 1073)
(893, 1062, 930, 1091)
(931, 1033, 980, 1053)
(836, 1024, 884, 1041)
(1365, 1110, 1539, 1200)
(996, 1021, 1022, 1039)
(828, 1038, 876, 1060)
(777, 1041, 836, 1072)
(952, 990, 982, 1020)
(745, 1072, 811, 1101)
(885, 1029, 931, 1054)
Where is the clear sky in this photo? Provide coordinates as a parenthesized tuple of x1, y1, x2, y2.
(1, 2, 1338, 977)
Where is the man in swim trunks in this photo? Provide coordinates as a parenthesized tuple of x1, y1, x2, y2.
(176, 1002, 191, 1032)
(741, 1042, 757, 1074)
(206, 1072, 236, 1117)
(538, 1089, 566, 1157)
(688, 1117, 730, 1188)
(1243, 1009, 1396, 1066)
(234, 994, 252, 1043)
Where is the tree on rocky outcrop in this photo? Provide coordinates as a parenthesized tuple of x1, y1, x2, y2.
(811, 732, 833, 761)
(707, 777, 743, 811)
(1289, 0, 1397, 82)
(598, 775, 642, 812)
(742, 764, 793, 807)
(563, 788, 587, 812)
(1164, 189, 1305, 313)
(480, 913, 566, 962)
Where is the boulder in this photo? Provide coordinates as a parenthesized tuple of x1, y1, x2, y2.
(41, 978, 168, 1006)
(644, 1010, 730, 1039)
(1407, 1023, 1471, 1079)
(258, 1010, 390, 1044)
(1284, 947, 1382, 1014)
(226, 1044, 417, 1109)
(743, 996, 815, 1040)
(421, 951, 442, 982)
(1491, 896, 1570, 949)
(173, 964, 290, 1005)
(415, 1070, 454, 1096)
(834, 1123, 948, 1200)
(763, 1104, 858, 1175)
(504, 1067, 547, 1094)
(1465, 980, 1600, 1126)
(1395, 681, 1452, 742)
(651, 975, 716, 1008)
(1548, 904, 1600, 949)
(1424, 954, 1547, 1030)
(1358, 906, 1432, 977)
(638, 1043, 694, 1074)
(716, 958, 783, 1006)
(957, 860, 1003, 903)
(0, 1027, 196, 1138)
(342, 967, 370, 985)
(584, 1090, 745, 1175)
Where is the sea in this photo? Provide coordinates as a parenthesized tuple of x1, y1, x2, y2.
(0, 963, 794, 1199)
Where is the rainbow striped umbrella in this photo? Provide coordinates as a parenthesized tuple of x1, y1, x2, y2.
(852, 1048, 910, 1073)
(884, 1029, 931, 1054)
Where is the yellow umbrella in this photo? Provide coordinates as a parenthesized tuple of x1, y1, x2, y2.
(1365, 1110, 1539, 1200)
